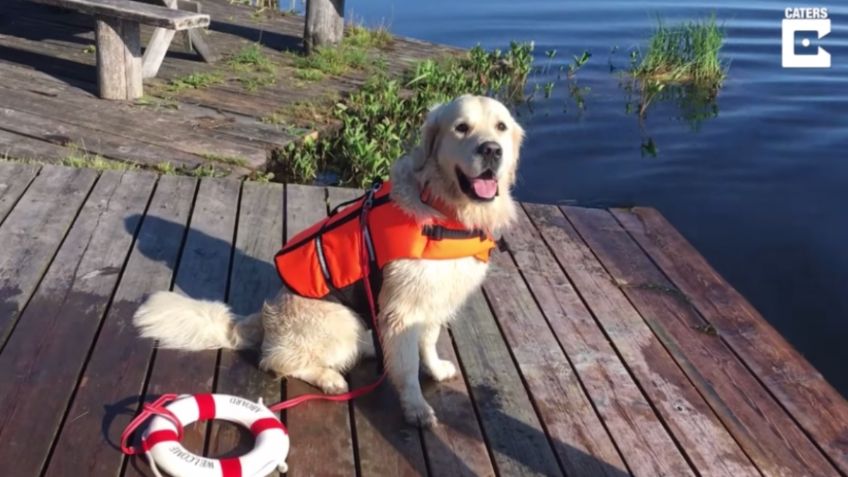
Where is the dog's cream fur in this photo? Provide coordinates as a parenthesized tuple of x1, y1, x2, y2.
(134, 95, 524, 427)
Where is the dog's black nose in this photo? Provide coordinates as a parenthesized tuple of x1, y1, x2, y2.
(476, 142, 502, 162)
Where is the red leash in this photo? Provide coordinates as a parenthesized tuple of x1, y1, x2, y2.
(121, 394, 182, 455)
(122, 182, 387, 455)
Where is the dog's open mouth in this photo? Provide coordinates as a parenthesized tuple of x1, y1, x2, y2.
(456, 168, 498, 202)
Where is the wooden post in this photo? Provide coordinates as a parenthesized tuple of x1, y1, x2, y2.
(303, 0, 345, 54)
(95, 16, 142, 100)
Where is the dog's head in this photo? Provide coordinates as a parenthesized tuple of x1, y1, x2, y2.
(392, 95, 525, 232)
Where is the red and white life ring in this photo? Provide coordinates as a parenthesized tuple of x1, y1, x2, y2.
(141, 394, 289, 477)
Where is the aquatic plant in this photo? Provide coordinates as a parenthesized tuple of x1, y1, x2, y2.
(626, 15, 726, 125)
(271, 42, 535, 186)
(631, 15, 725, 86)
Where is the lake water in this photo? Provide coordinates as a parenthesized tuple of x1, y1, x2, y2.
(339, 0, 848, 396)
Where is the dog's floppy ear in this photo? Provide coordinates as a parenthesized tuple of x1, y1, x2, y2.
(511, 118, 525, 161)
(505, 118, 525, 187)
(414, 102, 444, 170)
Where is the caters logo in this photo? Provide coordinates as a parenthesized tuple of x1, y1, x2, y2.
(782, 7, 831, 68)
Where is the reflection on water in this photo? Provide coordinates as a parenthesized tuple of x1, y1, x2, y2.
(620, 73, 722, 156)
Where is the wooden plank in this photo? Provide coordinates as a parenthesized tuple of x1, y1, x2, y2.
(283, 184, 357, 477)
(32, 0, 210, 30)
(0, 80, 269, 167)
(124, 177, 240, 476)
(96, 16, 142, 100)
(0, 165, 98, 345)
(0, 161, 40, 225)
(451, 290, 563, 476)
(0, 170, 156, 477)
(44, 175, 197, 477)
(0, 129, 69, 164)
(524, 204, 759, 477)
(613, 206, 848, 474)
(566, 206, 840, 476)
(502, 205, 692, 477)
(208, 181, 284, 467)
(421, 332, 496, 477)
(0, 107, 220, 171)
(483, 247, 630, 476)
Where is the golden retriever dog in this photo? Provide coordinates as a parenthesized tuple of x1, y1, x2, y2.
(134, 95, 524, 427)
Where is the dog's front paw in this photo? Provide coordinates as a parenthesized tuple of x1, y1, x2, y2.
(425, 359, 457, 382)
(402, 398, 437, 428)
(316, 370, 349, 395)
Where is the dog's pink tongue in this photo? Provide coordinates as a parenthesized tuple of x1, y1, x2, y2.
(471, 177, 498, 199)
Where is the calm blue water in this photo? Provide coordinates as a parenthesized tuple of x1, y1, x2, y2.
(341, 0, 848, 395)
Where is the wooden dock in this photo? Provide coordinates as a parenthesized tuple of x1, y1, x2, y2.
(1, 162, 846, 476)
(0, 0, 456, 174)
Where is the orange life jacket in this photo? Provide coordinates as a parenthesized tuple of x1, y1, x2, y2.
(274, 181, 496, 307)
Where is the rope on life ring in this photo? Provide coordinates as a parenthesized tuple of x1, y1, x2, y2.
(122, 393, 289, 477)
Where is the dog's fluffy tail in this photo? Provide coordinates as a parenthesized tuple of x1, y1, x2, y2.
(133, 291, 263, 350)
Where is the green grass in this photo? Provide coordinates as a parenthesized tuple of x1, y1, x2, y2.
(187, 164, 228, 178)
(228, 43, 278, 92)
(228, 43, 276, 74)
(294, 68, 326, 82)
(134, 95, 179, 110)
(202, 153, 250, 168)
(154, 161, 228, 178)
(292, 25, 392, 79)
(294, 44, 369, 76)
(61, 145, 137, 171)
(344, 24, 393, 50)
(273, 42, 534, 186)
(631, 15, 726, 86)
(626, 15, 726, 125)
(167, 72, 223, 92)
(155, 162, 178, 175)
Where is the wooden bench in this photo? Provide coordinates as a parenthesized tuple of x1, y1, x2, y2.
(32, 0, 210, 100)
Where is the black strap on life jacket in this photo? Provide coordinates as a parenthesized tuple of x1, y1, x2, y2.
(421, 224, 488, 241)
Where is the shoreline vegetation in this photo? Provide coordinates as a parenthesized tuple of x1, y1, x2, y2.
(1, 13, 727, 179)
(272, 42, 534, 186)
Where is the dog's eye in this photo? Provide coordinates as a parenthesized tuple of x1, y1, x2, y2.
(496, 121, 508, 132)
(455, 123, 470, 134)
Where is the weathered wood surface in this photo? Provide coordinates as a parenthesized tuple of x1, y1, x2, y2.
(483, 248, 630, 476)
(45, 175, 196, 477)
(450, 290, 563, 476)
(95, 17, 142, 99)
(0, 0, 459, 172)
(141, 6, 177, 80)
(0, 162, 39, 224)
(124, 178, 240, 477)
(32, 0, 210, 30)
(565, 206, 839, 476)
(525, 203, 760, 476)
(208, 181, 284, 469)
(614, 207, 848, 475)
(0, 166, 97, 345)
(0, 163, 845, 477)
(500, 206, 689, 477)
(0, 170, 156, 476)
